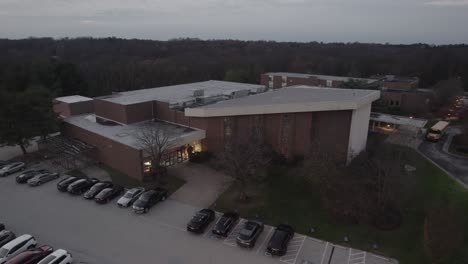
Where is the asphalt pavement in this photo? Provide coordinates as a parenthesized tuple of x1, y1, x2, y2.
(418, 127, 468, 186)
(1, 170, 396, 264)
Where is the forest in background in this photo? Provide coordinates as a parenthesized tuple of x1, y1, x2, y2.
(0, 37, 468, 97)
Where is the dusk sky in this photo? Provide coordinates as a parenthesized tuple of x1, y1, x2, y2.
(1, 0, 467, 44)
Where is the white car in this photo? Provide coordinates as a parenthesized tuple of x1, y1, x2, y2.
(37, 249, 73, 264)
(0, 162, 26, 177)
(117, 187, 145, 207)
(0, 234, 37, 264)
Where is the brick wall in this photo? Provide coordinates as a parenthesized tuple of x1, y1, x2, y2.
(63, 123, 144, 180)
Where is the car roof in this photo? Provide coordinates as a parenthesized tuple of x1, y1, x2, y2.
(2, 235, 33, 249)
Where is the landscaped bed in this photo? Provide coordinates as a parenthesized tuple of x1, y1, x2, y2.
(214, 143, 468, 264)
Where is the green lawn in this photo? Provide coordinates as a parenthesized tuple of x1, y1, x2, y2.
(214, 143, 468, 264)
(67, 165, 186, 195)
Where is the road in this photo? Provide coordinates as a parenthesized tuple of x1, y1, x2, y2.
(0, 172, 396, 264)
(418, 127, 468, 186)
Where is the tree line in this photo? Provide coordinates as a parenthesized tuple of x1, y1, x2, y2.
(1, 37, 468, 98)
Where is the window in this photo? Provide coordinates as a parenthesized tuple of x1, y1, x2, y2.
(390, 100, 394, 106)
(51, 255, 67, 264)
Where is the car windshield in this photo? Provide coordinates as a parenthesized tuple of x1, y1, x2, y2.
(140, 194, 152, 201)
(0, 248, 9, 258)
(96, 190, 110, 198)
(124, 190, 136, 198)
(192, 213, 207, 223)
(39, 255, 56, 263)
(239, 223, 256, 238)
(429, 129, 441, 134)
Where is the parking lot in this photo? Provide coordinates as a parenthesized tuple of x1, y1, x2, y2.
(1, 168, 398, 264)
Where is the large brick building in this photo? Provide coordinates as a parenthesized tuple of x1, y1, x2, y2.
(54, 80, 379, 180)
(261, 72, 377, 89)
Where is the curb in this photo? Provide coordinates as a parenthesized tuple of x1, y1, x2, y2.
(415, 149, 468, 190)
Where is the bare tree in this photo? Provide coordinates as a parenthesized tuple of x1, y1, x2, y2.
(135, 122, 178, 181)
(219, 137, 271, 201)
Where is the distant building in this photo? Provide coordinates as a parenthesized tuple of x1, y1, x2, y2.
(260, 72, 377, 89)
(261, 72, 431, 115)
(54, 80, 379, 180)
(372, 75, 419, 91)
(380, 89, 434, 115)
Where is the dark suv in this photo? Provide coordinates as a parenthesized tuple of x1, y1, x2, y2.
(57, 176, 81, 192)
(187, 209, 215, 233)
(267, 224, 294, 256)
(236, 220, 264, 248)
(67, 178, 99, 195)
(132, 188, 168, 214)
(212, 212, 239, 237)
(83, 182, 112, 199)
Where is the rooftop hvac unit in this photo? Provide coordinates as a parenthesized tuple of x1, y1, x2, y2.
(196, 95, 226, 105)
(193, 89, 204, 97)
(232, 90, 250, 99)
(255, 87, 267, 94)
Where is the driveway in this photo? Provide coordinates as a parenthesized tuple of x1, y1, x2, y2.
(0, 170, 396, 264)
(418, 127, 468, 186)
(169, 163, 233, 208)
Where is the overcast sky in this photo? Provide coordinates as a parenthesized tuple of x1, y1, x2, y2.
(0, 0, 467, 44)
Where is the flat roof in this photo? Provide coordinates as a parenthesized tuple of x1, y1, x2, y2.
(55, 95, 93, 104)
(64, 114, 206, 149)
(186, 86, 380, 117)
(96, 80, 265, 105)
(370, 112, 427, 128)
(265, 72, 377, 83)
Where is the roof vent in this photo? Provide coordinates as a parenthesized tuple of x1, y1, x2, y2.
(193, 89, 204, 97)
(232, 90, 250, 99)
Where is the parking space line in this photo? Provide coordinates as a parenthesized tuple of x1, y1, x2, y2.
(279, 235, 306, 264)
(320, 242, 330, 264)
(223, 219, 245, 246)
(348, 249, 366, 264)
(256, 226, 274, 255)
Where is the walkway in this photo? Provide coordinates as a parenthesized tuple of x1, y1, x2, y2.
(169, 162, 233, 208)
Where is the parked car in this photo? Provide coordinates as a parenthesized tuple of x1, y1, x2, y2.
(0, 161, 10, 169)
(27, 172, 60, 187)
(236, 220, 264, 248)
(116, 187, 145, 207)
(0, 162, 25, 177)
(132, 188, 168, 214)
(16, 170, 47, 184)
(0, 234, 37, 264)
(94, 186, 124, 204)
(83, 182, 112, 199)
(186, 209, 215, 233)
(57, 176, 81, 192)
(0, 231, 15, 248)
(212, 212, 239, 237)
(67, 178, 99, 195)
(36, 249, 72, 264)
(266, 224, 294, 256)
(4, 245, 53, 264)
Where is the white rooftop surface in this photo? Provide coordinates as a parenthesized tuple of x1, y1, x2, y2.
(64, 114, 206, 149)
(370, 112, 427, 128)
(97, 80, 265, 105)
(55, 95, 93, 104)
(266, 72, 377, 83)
(186, 86, 380, 117)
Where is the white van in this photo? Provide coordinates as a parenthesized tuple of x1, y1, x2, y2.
(0, 234, 37, 264)
(37, 249, 73, 264)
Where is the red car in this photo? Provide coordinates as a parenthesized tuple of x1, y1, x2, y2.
(5, 245, 53, 264)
